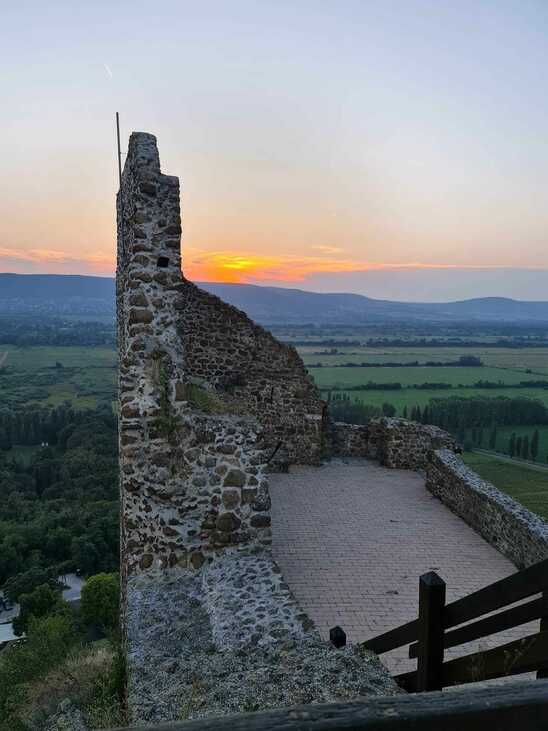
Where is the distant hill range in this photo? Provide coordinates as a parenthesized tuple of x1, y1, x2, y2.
(3, 273, 548, 324)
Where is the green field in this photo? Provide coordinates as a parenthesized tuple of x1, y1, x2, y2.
(2, 339, 546, 417)
(299, 345, 548, 373)
(2, 346, 116, 371)
(311, 365, 533, 388)
(463, 451, 548, 521)
(300, 343, 548, 416)
(0, 345, 117, 409)
(320, 387, 548, 416)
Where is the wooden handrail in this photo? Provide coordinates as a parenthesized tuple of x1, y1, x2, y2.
(104, 681, 548, 731)
(362, 558, 548, 656)
(443, 557, 548, 629)
(361, 617, 418, 654)
(409, 596, 543, 658)
(398, 631, 548, 691)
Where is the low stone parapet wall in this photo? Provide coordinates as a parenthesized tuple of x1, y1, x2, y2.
(331, 422, 372, 459)
(378, 419, 459, 470)
(426, 449, 548, 568)
(333, 418, 458, 470)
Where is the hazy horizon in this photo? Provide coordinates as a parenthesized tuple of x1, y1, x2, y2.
(3, 267, 548, 303)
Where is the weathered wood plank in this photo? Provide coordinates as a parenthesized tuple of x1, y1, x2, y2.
(443, 558, 548, 630)
(441, 630, 548, 687)
(409, 597, 543, 659)
(537, 590, 548, 679)
(366, 559, 548, 658)
(107, 681, 548, 731)
(361, 618, 418, 654)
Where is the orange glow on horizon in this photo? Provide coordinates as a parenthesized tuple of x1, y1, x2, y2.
(1, 245, 544, 282)
(183, 250, 364, 283)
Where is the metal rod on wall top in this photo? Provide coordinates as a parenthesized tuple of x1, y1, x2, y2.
(116, 112, 125, 255)
(116, 112, 123, 190)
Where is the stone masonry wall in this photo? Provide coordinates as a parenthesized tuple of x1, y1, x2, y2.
(332, 417, 458, 470)
(176, 280, 327, 466)
(117, 131, 329, 585)
(427, 449, 548, 568)
(117, 133, 273, 587)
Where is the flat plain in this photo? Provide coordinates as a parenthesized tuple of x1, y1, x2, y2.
(299, 344, 548, 414)
(0, 345, 117, 408)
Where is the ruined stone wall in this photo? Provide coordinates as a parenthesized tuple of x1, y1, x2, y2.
(176, 280, 327, 466)
(331, 422, 371, 458)
(117, 133, 273, 587)
(116, 134, 400, 724)
(332, 417, 458, 470)
(427, 449, 548, 568)
(117, 131, 329, 585)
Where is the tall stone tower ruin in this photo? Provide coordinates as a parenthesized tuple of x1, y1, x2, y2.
(117, 132, 327, 587)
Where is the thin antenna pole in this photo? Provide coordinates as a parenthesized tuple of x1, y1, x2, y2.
(116, 112, 123, 190)
(116, 113, 125, 256)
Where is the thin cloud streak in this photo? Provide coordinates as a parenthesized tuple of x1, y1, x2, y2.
(0, 246, 115, 274)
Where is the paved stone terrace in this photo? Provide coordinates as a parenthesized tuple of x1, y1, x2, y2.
(270, 458, 538, 677)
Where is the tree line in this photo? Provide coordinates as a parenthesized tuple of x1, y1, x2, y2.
(327, 392, 396, 424)
(0, 315, 115, 347)
(365, 337, 548, 348)
(328, 394, 548, 462)
(0, 403, 96, 449)
(324, 379, 548, 393)
(309, 356, 483, 368)
(409, 395, 548, 430)
(463, 425, 542, 461)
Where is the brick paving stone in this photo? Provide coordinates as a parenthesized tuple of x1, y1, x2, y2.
(270, 458, 539, 679)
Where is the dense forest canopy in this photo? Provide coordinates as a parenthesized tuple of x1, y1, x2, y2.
(0, 404, 118, 589)
(329, 393, 548, 432)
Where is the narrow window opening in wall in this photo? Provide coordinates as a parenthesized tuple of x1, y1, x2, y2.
(157, 256, 169, 268)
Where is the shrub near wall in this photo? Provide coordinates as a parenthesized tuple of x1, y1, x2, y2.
(427, 449, 548, 568)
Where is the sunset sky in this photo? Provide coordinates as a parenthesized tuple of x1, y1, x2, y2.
(3, 1, 548, 300)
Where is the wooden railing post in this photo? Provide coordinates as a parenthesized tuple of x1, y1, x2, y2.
(416, 571, 446, 692)
(537, 589, 548, 679)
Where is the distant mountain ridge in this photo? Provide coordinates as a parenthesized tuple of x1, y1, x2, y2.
(2, 273, 548, 323)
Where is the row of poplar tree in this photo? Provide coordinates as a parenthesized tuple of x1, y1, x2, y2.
(462, 426, 542, 461)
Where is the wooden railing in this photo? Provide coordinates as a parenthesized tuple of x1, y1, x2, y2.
(361, 557, 548, 692)
(107, 681, 548, 731)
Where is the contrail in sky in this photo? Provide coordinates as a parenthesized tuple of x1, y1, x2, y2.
(104, 63, 113, 78)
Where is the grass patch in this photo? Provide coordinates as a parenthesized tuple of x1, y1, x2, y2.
(463, 451, 548, 521)
(0, 613, 125, 731)
(177, 383, 243, 415)
(16, 641, 124, 730)
(179, 383, 219, 412)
